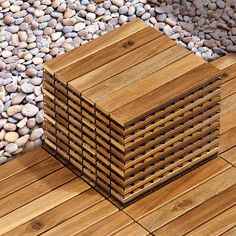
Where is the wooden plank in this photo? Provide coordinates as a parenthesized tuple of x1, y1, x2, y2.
(6, 189, 103, 236)
(124, 157, 230, 220)
(84, 44, 190, 103)
(221, 93, 236, 115)
(222, 63, 236, 83)
(185, 205, 236, 236)
(0, 148, 50, 182)
(220, 110, 236, 134)
(69, 35, 174, 92)
(138, 168, 236, 232)
(0, 168, 75, 218)
(153, 183, 236, 235)
(111, 63, 221, 126)
(113, 223, 149, 236)
(210, 53, 236, 70)
(220, 127, 236, 154)
(43, 19, 147, 75)
(221, 77, 236, 99)
(0, 157, 63, 199)
(221, 146, 236, 166)
(57, 27, 162, 83)
(221, 227, 236, 236)
(0, 178, 90, 235)
(77, 211, 133, 236)
(41, 200, 118, 235)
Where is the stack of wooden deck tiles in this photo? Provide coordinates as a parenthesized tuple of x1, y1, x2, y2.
(43, 19, 222, 204)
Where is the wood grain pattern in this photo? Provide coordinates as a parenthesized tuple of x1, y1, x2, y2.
(124, 157, 230, 220)
(221, 77, 236, 99)
(220, 127, 236, 154)
(0, 158, 63, 199)
(153, 184, 236, 235)
(113, 223, 149, 236)
(138, 168, 236, 232)
(41, 200, 118, 236)
(0, 148, 49, 182)
(6, 189, 103, 236)
(221, 227, 236, 236)
(77, 211, 133, 236)
(69, 35, 175, 92)
(185, 205, 236, 236)
(221, 93, 236, 116)
(221, 146, 236, 166)
(210, 53, 236, 70)
(43, 19, 147, 75)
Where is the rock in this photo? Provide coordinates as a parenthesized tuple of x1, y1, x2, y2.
(0, 156, 7, 165)
(21, 104, 39, 117)
(25, 68, 37, 77)
(24, 141, 35, 152)
(226, 46, 236, 53)
(111, 0, 124, 7)
(165, 18, 176, 27)
(119, 6, 128, 15)
(6, 83, 17, 93)
(0, 120, 7, 129)
(86, 13, 96, 21)
(52, 32, 62, 41)
(12, 93, 26, 105)
(5, 143, 18, 154)
(74, 23, 86, 31)
(32, 57, 43, 65)
(216, 0, 225, 8)
(21, 83, 34, 93)
(27, 118, 36, 128)
(15, 135, 29, 147)
(0, 101, 3, 114)
(163, 25, 173, 36)
(17, 117, 28, 129)
(7, 105, 21, 116)
(181, 22, 194, 32)
(4, 123, 16, 131)
(30, 128, 44, 141)
(19, 126, 30, 136)
(36, 110, 44, 124)
(3, 15, 14, 25)
(4, 132, 19, 142)
(2, 50, 12, 58)
(10, 5, 21, 13)
(119, 15, 128, 24)
(204, 40, 215, 48)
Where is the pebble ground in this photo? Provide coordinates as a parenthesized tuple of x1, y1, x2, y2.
(0, 0, 235, 164)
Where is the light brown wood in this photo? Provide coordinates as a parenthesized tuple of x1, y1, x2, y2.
(0, 179, 90, 235)
(77, 211, 133, 236)
(113, 223, 149, 236)
(210, 53, 236, 70)
(221, 146, 236, 166)
(0, 148, 50, 182)
(220, 127, 236, 154)
(124, 157, 230, 220)
(0, 158, 63, 199)
(153, 184, 236, 235)
(6, 189, 103, 236)
(221, 93, 236, 116)
(221, 227, 236, 236)
(221, 77, 236, 99)
(185, 205, 236, 236)
(138, 168, 236, 232)
(220, 109, 236, 134)
(41, 200, 118, 235)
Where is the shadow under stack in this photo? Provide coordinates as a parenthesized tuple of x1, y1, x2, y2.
(43, 19, 222, 204)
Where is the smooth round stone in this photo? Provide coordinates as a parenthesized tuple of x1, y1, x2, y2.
(3, 15, 14, 25)
(30, 77, 43, 86)
(0, 101, 4, 114)
(118, 15, 128, 24)
(96, 8, 105, 16)
(51, 32, 62, 41)
(7, 105, 21, 116)
(27, 118, 36, 128)
(2, 50, 12, 58)
(86, 12, 96, 21)
(30, 128, 44, 141)
(36, 109, 44, 124)
(12, 93, 26, 105)
(32, 57, 43, 65)
(17, 117, 28, 128)
(21, 104, 39, 117)
(74, 22, 86, 31)
(119, 6, 128, 15)
(63, 26, 73, 33)
(34, 9, 45, 17)
(15, 134, 29, 147)
(0, 156, 7, 165)
(10, 5, 21, 12)
(3, 123, 16, 131)
(6, 83, 17, 93)
(5, 143, 18, 154)
(25, 68, 37, 77)
(4, 132, 19, 142)
(21, 83, 34, 93)
(19, 126, 30, 136)
(111, 0, 124, 7)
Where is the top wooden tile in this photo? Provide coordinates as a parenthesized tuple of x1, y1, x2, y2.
(43, 19, 222, 126)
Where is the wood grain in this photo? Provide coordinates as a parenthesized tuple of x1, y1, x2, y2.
(185, 205, 236, 236)
(221, 146, 236, 166)
(221, 93, 236, 115)
(221, 227, 236, 236)
(0, 179, 90, 235)
(153, 184, 236, 235)
(210, 53, 236, 70)
(220, 127, 236, 154)
(0, 157, 63, 199)
(0, 148, 49, 183)
(77, 211, 133, 236)
(41, 200, 118, 236)
(124, 157, 230, 220)
(6, 189, 103, 236)
(138, 168, 236, 232)
(221, 77, 236, 99)
(113, 223, 149, 236)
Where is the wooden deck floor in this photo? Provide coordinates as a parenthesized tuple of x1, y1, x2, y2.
(0, 54, 236, 235)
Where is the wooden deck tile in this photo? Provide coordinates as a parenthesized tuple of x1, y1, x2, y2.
(41, 200, 118, 235)
(0, 179, 90, 235)
(221, 227, 236, 236)
(153, 183, 236, 235)
(210, 53, 236, 70)
(0, 148, 50, 182)
(113, 223, 149, 236)
(185, 205, 236, 236)
(221, 77, 236, 99)
(6, 188, 104, 236)
(220, 127, 236, 154)
(138, 168, 236, 232)
(221, 146, 236, 166)
(0, 168, 75, 218)
(0, 157, 63, 199)
(78, 211, 133, 236)
(124, 157, 230, 220)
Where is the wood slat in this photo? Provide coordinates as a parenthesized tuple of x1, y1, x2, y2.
(221, 227, 236, 236)
(43, 19, 147, 76)
(0, 157, 63, 199)
(221, 93, 236, 115)
(0, 168, 75, 218)
(77, 211, 133, 236)
(0, 179, 90, 235)
(6, 188, 104, 236)
(138, 168, 236, 232)
(41, 200, 118, 235)
(0, 148, 50, 182)
(221, 77, 236, 99)
(113, 223, 149, 236)
(222, 63, 236, 83)
(220, 109, 236, 134)
(124, 157, 230, 220)
(220, 127, 236, 154)
(221, 146, 236, 166)
(69, 35, 174, 92)
(153, 183, 236, 235)
(84, 44, 190, 103)
(185, 205, 236, 236)
(210, 53, 236, 70)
